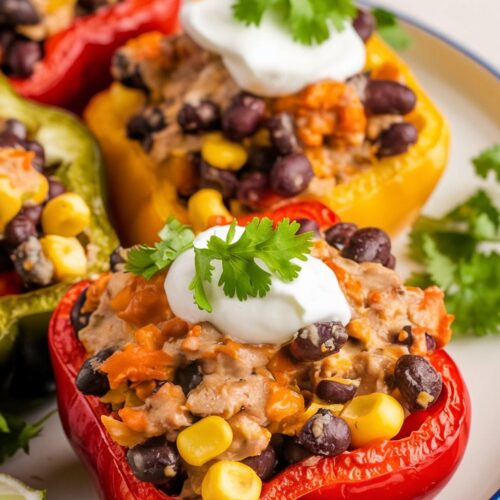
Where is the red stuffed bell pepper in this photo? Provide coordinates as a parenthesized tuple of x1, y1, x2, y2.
(8, 0, 180, 111)
(49, 202, 470, 500)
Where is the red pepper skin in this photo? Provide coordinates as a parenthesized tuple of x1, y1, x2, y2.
(238, 200, 340, 229)
(49, 202, 470, 500)
(10, 0, 180, 111)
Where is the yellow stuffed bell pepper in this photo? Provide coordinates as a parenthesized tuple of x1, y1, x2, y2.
(85, 32, 449, 246)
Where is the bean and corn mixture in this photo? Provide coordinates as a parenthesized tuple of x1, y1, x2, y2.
(73, 221, 452, 499)
(0, 0, 122, 78)
(111, 9, 419, 227)
(0, 119, 92, 288)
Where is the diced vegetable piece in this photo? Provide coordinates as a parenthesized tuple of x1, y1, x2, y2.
(42, 192, 91, 237)
(201, 460, 262, 500)
(341, 393, 404, 448)
(177, 416, 233, 466)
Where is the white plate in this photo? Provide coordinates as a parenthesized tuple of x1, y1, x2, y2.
(3, 18, 500, 500)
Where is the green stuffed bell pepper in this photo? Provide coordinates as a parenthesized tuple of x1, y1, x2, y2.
(0, 74, 118, 399)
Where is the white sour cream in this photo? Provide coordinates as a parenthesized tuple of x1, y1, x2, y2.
(180, 0, 366, 97)
(164, 225, 351, 345)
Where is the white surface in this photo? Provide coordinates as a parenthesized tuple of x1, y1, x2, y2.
(165, 225, 351, 345)
(3, 11, 500, 500)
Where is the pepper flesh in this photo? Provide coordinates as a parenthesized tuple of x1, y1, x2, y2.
(0, 75, 118, 391)
(49, 202, 469, 500)
(84, 34, 449, 245)
(9, 0, 180, 111)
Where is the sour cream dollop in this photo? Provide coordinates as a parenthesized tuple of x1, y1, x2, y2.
(181, 0, 366, 97)
(165, 225, 351, 345)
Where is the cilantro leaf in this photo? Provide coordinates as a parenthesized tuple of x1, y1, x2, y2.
(126, 218, 195, 279)
(232, 0, 356, 46)
(373, 8, 412, 51)
(190, 217, 313, 312)
(407, 145, 500, 336)
(0, 411, 53, 464)
(472, 144, 500, 181)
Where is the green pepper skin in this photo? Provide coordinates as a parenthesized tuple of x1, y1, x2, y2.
(0, 75, 118, 397)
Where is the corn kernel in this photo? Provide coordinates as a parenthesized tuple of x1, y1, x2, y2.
(0, 178, 22, 232)
(39, 235, 87, 281)
(188, 189, 232, 233)
(42, 192, 91, 237)
(177, 416, 233, 466)
(201, 133, 248, 171)
(27, 174, 49, 205)
(341, 392, 404, 448)
(201, 461, 262, 500)
(101, 415, 144, 448)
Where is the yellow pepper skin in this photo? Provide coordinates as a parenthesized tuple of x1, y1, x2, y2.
(85, 35, 449, 244)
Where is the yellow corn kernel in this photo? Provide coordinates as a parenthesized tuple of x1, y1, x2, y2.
(201, 461, 262, 500)
(201, 133, 248, 171)
(101, 416, 145, 448)
(188, 189, 233, 233)
(341, 393, 405, 448)
(0, 178, 22, 232)
(26, 174, 49, 205)
(42, 192, 91, 237)
(177, 416, 233, 466)
(39, 235, 87, 281)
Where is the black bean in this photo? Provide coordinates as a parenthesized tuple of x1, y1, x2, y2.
(392, 325, 413, 347)
(71, 288, 91, 333)
(5, 39, 43, 78)
(245, 146, 277, 173)
(174, 362, 203, 396)
(127, 437, 181, 484)
(20, 204, 42, 225)
(22, 140, 45, 171)
(4, 119, 27, 140)
(231, 92, 267, 115)
(11, 236, 53, 287)
(0, 244, 13, 272)
(4, 215, 36, 247)
(111, 52, 148, 92)
(177, 100, 220, 134)
(77, 0, 109, 13)
(377, 122, 418, 158)
(199, 161, 239, 199)
(267, 112, 299, 155)
(425, 333, 436, 352)
(75, 347, 115, 397)
(295, 218, 320, 238)
(324, 222, 358, 250)
(316, 380, 357, 404)
(352, 9, 376, 42)
(270, 153, 313, 197)
(282, 437, 312, 464)
(394, 354, 442, 412)
(242, 445, 277, 481)
(0, 131, 22, 148)
(297, 409, 351, 457)
(236, 172, 269, 207)
(0, 0, 40, 26)
(365, 80, 417, 115)
(222, 104, 264, 142)
(109, 246, 126, 273)
(126, 107, 167, 150)
(289, 322, 348, 362)
(385, 254, 396, 269)
(341, 227, 392, 265)
(46, 176, 66, 200)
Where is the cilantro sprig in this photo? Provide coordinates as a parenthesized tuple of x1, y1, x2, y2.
(232, 0, 357, 45)
(126, 216, 314, 312)
(190, 217, 313, 312)
(407, 145, 500, 336)
(372, 8, 412, 51)
(125, 218, 195, 279)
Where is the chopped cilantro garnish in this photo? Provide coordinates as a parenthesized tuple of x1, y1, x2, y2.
(472, 144, 500, 181)
(373, 7, 412, 51)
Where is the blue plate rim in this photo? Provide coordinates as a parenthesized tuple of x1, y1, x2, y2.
(358, 0, 500, 79)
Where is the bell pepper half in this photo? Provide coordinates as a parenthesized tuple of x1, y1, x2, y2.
(49, 202, 469, 500)
(0, 74, 118, 397)
(84, 33, 449, 246)
(9, 0, 180, 112)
